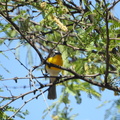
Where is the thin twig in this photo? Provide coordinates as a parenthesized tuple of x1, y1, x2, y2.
(4, 42, 29, 71)
(29, 68, 51, 118)
(108, 0, 120, 11)
(7, 89, 49, 119)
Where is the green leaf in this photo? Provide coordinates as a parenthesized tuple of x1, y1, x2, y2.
(0, 63, 10, 73)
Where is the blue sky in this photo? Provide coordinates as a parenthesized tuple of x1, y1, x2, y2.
(1, 1, 120, 120)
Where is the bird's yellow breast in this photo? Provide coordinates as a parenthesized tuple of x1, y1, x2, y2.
(46, 55, 63, 70)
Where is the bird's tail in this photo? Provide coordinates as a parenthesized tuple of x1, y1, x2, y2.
(48, 78, 56, 100)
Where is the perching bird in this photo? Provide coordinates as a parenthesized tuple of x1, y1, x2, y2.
(45, 51, 63, 100)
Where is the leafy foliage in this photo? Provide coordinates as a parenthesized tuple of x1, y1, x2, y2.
(0, 0, 120, 120)
(98, 99, 120, 120)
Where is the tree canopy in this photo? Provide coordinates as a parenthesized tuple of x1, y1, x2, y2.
(0, 0, 120, 120)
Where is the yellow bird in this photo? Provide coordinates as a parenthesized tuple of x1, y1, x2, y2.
(45, 51, 63, 100)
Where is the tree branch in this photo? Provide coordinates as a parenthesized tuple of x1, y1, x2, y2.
(103, 0, 110, 85)
(0, 12, 44, 63)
